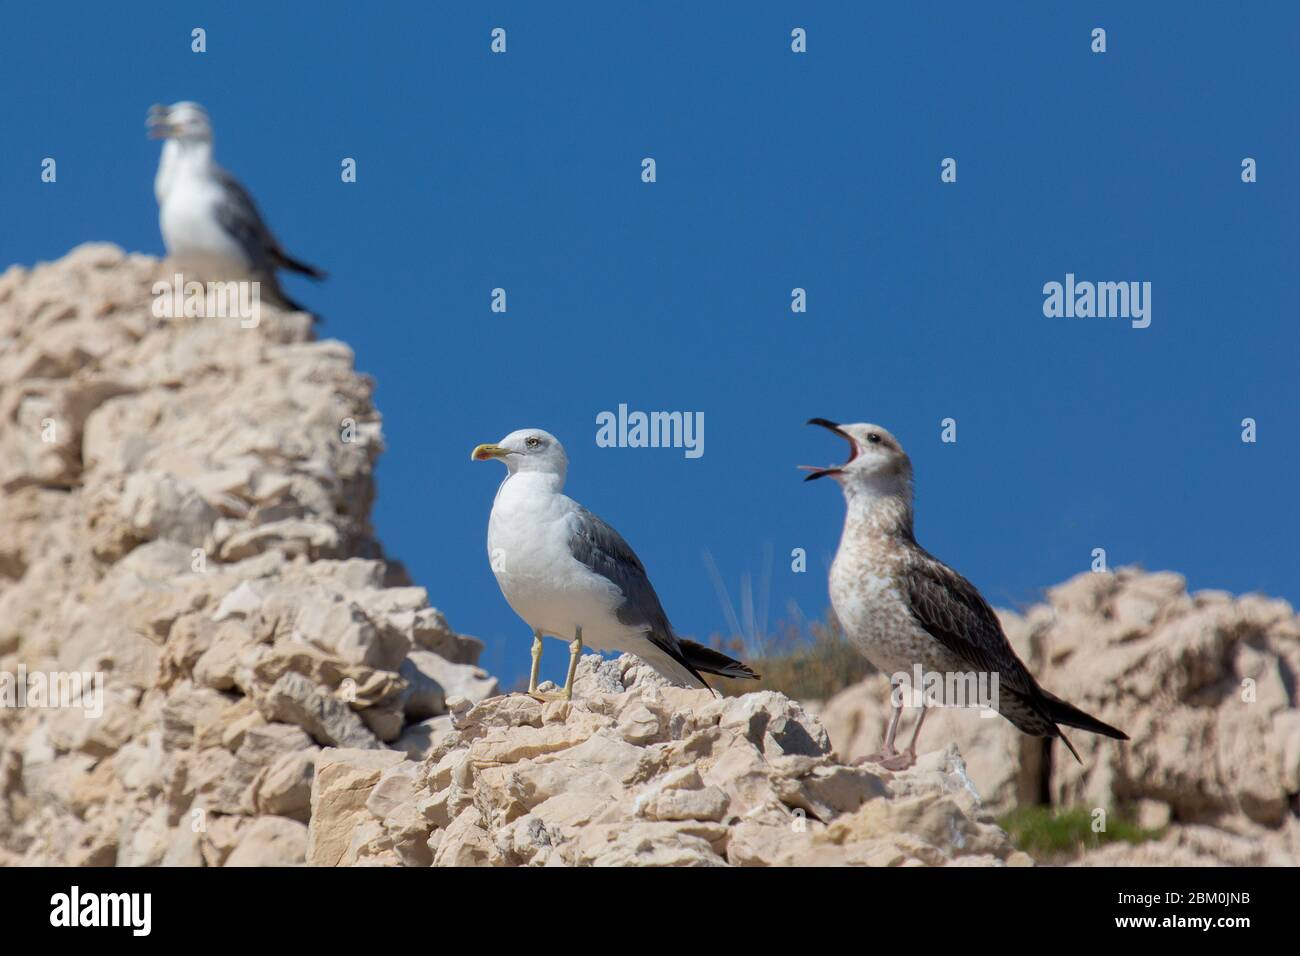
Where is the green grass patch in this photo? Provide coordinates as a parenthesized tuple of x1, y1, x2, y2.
(998, 806, 1165, 861)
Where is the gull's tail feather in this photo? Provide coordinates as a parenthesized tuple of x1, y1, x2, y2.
(1039, 688, 1129, 741)
(677, 638, 760, 681)
(1002, 687, 1126, 764)
(273, 249, 327, 280)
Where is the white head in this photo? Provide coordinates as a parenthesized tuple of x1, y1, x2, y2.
(471, 428, 569, 484)
(802, 418, 913, 504)
(147, 101, 213, 144)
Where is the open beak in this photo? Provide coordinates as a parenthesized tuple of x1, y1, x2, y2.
(147, 106, 173, 139)
(800, 418, 857, 481)
(471, 443, 511, 461)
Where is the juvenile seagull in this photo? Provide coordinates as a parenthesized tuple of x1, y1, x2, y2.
(472, 428, 758, 700)
(148, 101, 324, 314)
(804, 419, 1127, 770)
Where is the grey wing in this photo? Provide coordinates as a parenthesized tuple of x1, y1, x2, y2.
(567, 505, 751, 690)
(567, 505, 676, 642)
(904, 554, 1042, 700)
(212, 167, 280, 271)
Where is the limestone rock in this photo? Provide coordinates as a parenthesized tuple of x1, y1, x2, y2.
(257, 748, 318, 821)
(307, 748, 408, 866)
(403, 651, 499, 712)
(225, 816, 309, 866)
(0, 246, 489, 866)
(258, 671, 379, 750)
(120, 471, 219, 548)
(355, 655, 1029, 868)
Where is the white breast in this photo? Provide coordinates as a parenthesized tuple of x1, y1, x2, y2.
(159, 182, 249, 272)
(156, 144, 249, 274)
(486, 475, 637, 651)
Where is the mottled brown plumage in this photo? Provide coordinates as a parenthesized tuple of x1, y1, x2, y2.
(805, 419, 1128, 768)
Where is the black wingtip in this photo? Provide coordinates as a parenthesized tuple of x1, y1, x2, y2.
(275, 249, 328, 281)
(1057, 729, 1083, 764)
(675, 638, 760, 683)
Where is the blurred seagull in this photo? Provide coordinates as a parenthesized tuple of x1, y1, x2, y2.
(804, 418, 1128, 769)
(148, 101, 324, 315)
(472, 428, 759, 700)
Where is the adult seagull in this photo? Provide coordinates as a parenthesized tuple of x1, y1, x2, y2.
(472, 428, 758, 700)
(804, 418, 1128, 769)
(148, 101, 324, 315)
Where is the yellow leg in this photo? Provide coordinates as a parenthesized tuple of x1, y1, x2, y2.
(527, 630, 543, 695)
(561, 626, 583, 701)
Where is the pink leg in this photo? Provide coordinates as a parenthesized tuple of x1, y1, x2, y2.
(875, 704, 927, 771)
(855, 695, 903, 765)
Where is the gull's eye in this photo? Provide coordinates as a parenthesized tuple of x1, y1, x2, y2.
(525, 436, 541, 449)
(867, 433, 881, 444)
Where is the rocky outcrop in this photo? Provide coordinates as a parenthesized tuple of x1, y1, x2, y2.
(818, 568, 1300, 865)
(0, 246, 1025, 867)
(0, 246, 497, 866)
(5, 246, 1289, 867)
(307, 655, 1030, 867)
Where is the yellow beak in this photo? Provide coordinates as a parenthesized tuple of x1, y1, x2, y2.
(471, 443, 510, 461)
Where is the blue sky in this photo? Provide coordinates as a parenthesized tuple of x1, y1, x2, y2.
(2, 3, 1296, 687)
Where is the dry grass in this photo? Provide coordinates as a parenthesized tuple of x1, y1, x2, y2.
(709, 614, 875, 701)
